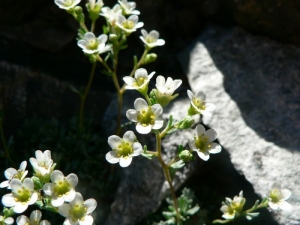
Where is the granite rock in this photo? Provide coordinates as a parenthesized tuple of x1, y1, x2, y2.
(178, 26, 300, 225)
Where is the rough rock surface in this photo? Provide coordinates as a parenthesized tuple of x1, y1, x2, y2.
(178, 26, 300, 225)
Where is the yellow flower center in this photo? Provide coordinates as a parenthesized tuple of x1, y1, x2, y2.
(88, 39, 99, 50)
(193, 99, 206, 110)
(69, 203, 87, 222)
(269, 189, 282, 203)
(122, 20, 134, 29)
(116, 141, 133, 158)
(195, 134, 211, 152)
(14, 187, 31, 203)
(54, 179, 71, 197)
(137, 107, 155, 127)
(133, 77, 146, 87)
(145, 36, 155, 43)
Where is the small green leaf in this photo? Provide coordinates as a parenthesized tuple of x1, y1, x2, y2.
(70, 85, 81, 95)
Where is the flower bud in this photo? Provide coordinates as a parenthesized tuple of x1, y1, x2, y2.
(86, 0, 103, 22)
(177, 116, 194, 129)
(109, 34, 118, 43)
(74, 6, 85, 23)
(143, 53, 157, 65)
(179, 150, 193, 162)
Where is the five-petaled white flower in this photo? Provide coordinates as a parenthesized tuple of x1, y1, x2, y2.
(101, 5, 122, 26)
(268, 182, 292, 210)
(2, 178, 38, 213)
(189, 124, 221, 161)
(155, 75, 182, 106)
(140, 29, 165, 48)
(0, 216, 13, 225)
(43, 170, 78, 207)
(123, 68, 155, 93)
(16, 210, 50, 225)
(106, 131, 142, 167)
(0, 161, 28, 189)
(220, 191, 245, 220)
(29, 150, 54, 181)
(58, 192, 97, 225)
(118, 0, 140, 15)
(116, 15, 143, 34)
(187, 90, 215, 117)
(126, 98, 164, 134)
(78, 32, 111, 55)
(54, 0, 81, 10)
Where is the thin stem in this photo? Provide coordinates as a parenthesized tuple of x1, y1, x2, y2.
(0, 118, 15, 166)
(91, 21, 96, 33)
(156, 132, 181, 223)
(79, 62, 97, 132)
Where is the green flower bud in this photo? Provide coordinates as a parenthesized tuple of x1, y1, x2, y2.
(74, 6, 85, 23)
(31, 176, 43, 190)
(143, 53, 157, 65)
(109, 34, 118, 43)
(177, 116, 194, 129)
(86, 2, 102, 22)
(179, 150, 193, 162)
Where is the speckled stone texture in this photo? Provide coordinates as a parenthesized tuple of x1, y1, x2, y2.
(178, 26, 300, 225)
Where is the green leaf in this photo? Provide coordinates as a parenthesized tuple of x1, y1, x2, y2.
(31, 176, 43, 190)
(70, 85, 81, 96)
(186, 205, 200, 215)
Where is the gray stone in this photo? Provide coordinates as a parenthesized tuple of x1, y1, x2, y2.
(178, 26, 300, 225)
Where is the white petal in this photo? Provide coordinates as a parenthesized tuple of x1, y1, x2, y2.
(188, 139, 197, 150)
(197, 151, 210, 161)
(19, 161, 27, 171)
(16, 215, 30, 225)
(123, 76, 135, 85)
(209, 143, 222, 154)
(196, 125, 206, 136)
(0, 180, 10, 188)
(172, 79, 182, 90)
(134, 68, 148, 78)
(206, 129, 217, 142)
(40, 220, 51, 225)
(14, 202, 28, 213)
(64, 189, 76, 202)
(78, 40, 88, 49)
(119, 157, 133, 167)
(51, 196, 65, 207)
(136, 123, 152, 134)
(195, 91, 206, 101)
(35, 150, 44, 162)
(281, 189, 291, 200)
(134, 98, 148, 111)
(151, 104, 163, 117)
(132, 143, 142, 156)
(187, 90, 194, 100)
(141, 29, 148, 37)
(70, 192, 83, 205)
(149, 30, 159, 40)
(205, 103, 216, 112)
(79, 215, 93, 225)
(84, 198, 97, 214)
(66, 173, 78, 188)
(201, 110, 212, 117)
(97, 34, 108, 43)
(123, 131, 135, 143)
(156, 75, 165, 86)
(63, 218, 76, 225)
(43, 183, 55, 196)
(106, 151, 119, 164)
(148, 71, 155, 80)
(152, 119, 164, 130)
(4, 168, 17, 180)
(84, 32, 96, 41)
(23, 178, 34, 191)
(126, 109, 138, 122)
(128, 15, 138, 24)
(30, 210, 42, 222)
(155, 39, 165, 46)
(108, 135, 122, 149)
(4, 217, 14, 225)
(51, 170, 64, 183)
(1, 194, 16, 207)
(10, 179, 22, 192)
(278, 201, 292, 210)
(28, 192, 38, 205)
(268, 201, 279, 210)
(58, 203, 70, 217)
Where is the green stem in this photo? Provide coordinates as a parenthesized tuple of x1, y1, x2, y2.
(212, 219, 233, 224)
(79, 62, 97, 132)
(0, 118, 15, 166)
(156, 132, 181, 223)
(91, 21, 96, 33)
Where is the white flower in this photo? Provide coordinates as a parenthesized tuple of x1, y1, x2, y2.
(16, 210, 50, 225)
(116, 15, 143, 33)
(123, 68, 155, 92)
(2, 178, 38, 213)
(0, 216, 13, 225)
(106, 131, 142, 167)
(187, 90, 215, 117)
(43, 170, 78, 207)
(0, 161, 28, 189)
(155, 75, 182, 106)
(118, 0, 140, 15)
(268, 183, 292, 210)
(78, 32, 111, 55)
(101, 4, 122, 26)
(140, 29, 165, 48)
(126, 98, 164, 134)
(220, 191, 245, 220)
(189, 124, 221, 161)
(88, 0, 103, 9)
(29, 150, 54, 179)
(54, 0, 81, 10)
(58, 192, 97, 225)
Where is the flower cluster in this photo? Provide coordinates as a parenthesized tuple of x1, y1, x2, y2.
(0, 150, 97, 225)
